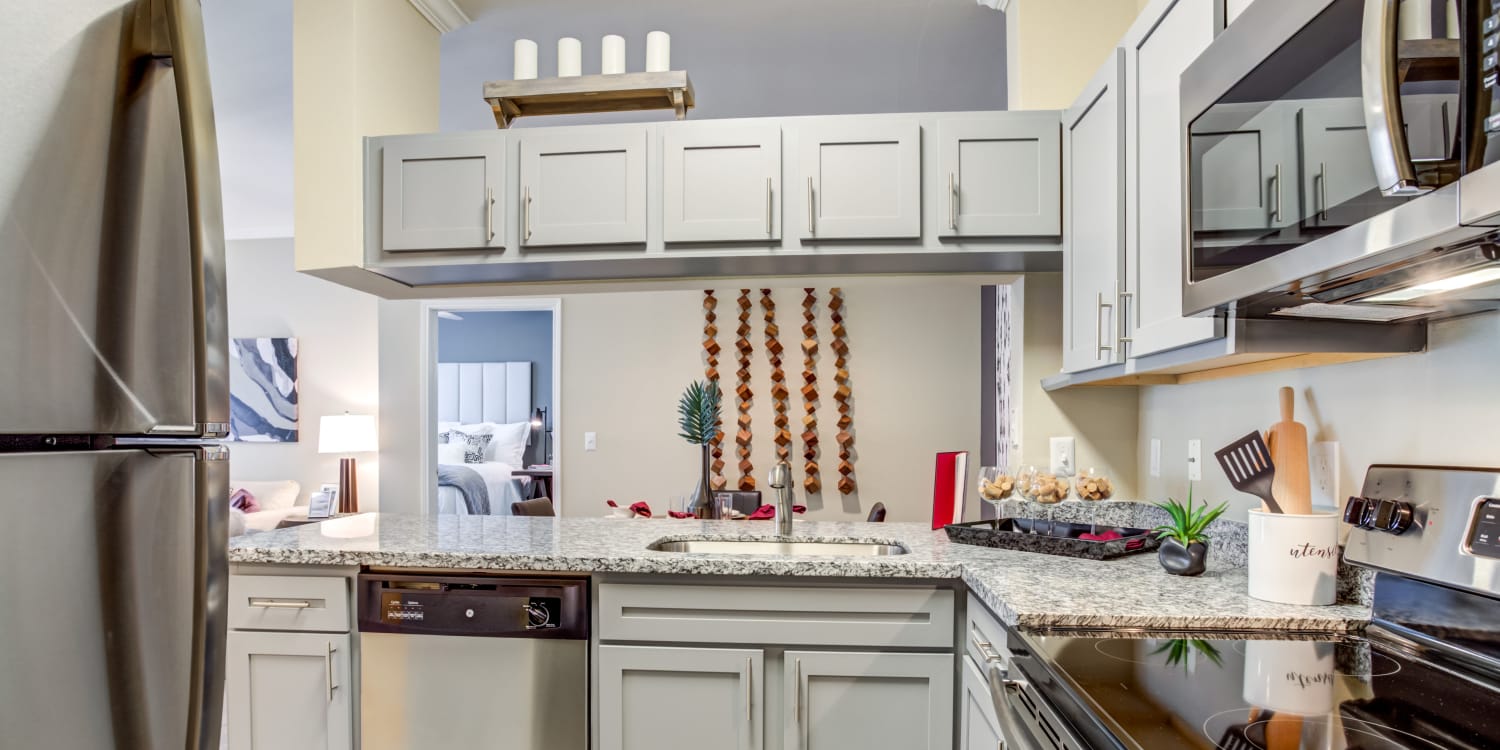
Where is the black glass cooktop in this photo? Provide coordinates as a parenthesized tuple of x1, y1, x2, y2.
(1010, 630, 1500, 750)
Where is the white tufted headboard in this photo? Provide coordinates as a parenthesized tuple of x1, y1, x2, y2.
(436, 362, 533, 424)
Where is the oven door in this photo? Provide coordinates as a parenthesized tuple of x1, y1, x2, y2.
(1181, 0, 1471, 315)
(984, 651, 1091, 750)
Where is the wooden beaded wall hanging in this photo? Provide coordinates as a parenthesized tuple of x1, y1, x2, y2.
(800, 288, 821, 494)
(703, 290, 726, 490)
(761, 289, 791, 464)
(829, 288, 855, 495)
(735, 290, 755, 490)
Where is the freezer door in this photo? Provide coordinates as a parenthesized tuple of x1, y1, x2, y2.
(0, 0, 228, 437)
(0, 446, 229, 750)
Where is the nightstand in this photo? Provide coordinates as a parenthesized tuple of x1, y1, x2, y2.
(514, 468, 554, 500)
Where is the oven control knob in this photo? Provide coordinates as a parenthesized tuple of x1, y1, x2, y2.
(1343, 497, 1369, 526)
(465, 608, 475, 619)
(1375, 500, 1414, 535)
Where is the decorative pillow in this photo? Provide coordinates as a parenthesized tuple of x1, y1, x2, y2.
(229, 488, 261, 513)
(446, 430, 493, 464)
(436, 442, 466, 465)
(486, 421, 532, 467)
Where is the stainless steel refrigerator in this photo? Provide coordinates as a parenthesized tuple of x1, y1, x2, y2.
(0, 0, 229, 748)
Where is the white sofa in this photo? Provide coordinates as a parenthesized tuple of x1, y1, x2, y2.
(231, 479, 308, 533)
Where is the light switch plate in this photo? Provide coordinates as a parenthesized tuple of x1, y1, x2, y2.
(1187, 439, 1202, 481)
(584, 432, 597, 451)
(1049, 436, 1075, 476)
(1311, 441, 1339, 508)
(1150, 439, 1161, 478)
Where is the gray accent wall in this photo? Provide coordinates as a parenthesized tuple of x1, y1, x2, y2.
(437, 310, 555, 425)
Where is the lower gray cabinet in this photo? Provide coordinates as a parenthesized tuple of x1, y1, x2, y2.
(598, 644, 764, 750)
(783, 651, 953, 750)
(226, 631, 352, 750)
(960, 655, 1005, 750)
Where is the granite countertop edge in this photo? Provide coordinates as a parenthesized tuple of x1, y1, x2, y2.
(230, 513, 1373, 633)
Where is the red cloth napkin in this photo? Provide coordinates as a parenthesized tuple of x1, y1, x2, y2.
(745, 505, 808, 520)
(629, 501, 652, 518)
(667, 511, 695, 519)
(1079, 529, 1122, 542)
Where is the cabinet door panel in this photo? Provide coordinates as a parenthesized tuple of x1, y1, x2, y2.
(798, 121, 921, 239)
(1126, 0, 1223, 357)
(960, 656, 1006, 750)
(598, 645, 763, 750)
(1062, 49, 1125, 373)
(381, 133, 505, 252)
(938, 115, 1061, 237)
(784, 651, 952, 750)
(663, 123, 781, 242)
(1190, 103, 1292, 232)
(226, 632, 351, 750)
(521, 129, 647, 246)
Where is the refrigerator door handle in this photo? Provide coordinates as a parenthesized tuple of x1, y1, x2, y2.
(191, 443, 230, 750)
(148, 0, 230, 439)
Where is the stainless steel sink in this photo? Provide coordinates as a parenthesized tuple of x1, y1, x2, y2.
(648, 538, 909, 556)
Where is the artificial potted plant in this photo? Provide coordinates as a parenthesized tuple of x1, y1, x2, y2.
(677, 380, 722, 519)
(1152, 487, 1228, 577)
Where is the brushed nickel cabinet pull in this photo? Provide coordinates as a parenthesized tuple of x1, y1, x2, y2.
(766, 177, 773, 236)
(523, 186, 533, 242)
(248, 598, 310, 609)
(807, 177, 815, 235)
(324, 642, 337, 703)
(485, 186, 495, 242)
(1096, 292, 1114, 358)
(744, 656, 753, 722)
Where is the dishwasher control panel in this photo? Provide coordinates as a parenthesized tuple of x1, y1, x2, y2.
(357, 573, 588, 639)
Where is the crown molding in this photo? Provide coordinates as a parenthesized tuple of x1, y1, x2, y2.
(407, 0, 471, 33)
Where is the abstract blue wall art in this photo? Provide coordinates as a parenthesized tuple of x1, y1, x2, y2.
(228, 337, 299, 442)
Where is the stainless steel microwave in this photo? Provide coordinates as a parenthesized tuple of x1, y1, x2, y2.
(1181, 0, 1500, 322)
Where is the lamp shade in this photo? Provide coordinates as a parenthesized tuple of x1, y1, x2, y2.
(318, 414, 377, 454)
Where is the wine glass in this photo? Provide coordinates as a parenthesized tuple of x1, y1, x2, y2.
(976, 466, 1016, 521)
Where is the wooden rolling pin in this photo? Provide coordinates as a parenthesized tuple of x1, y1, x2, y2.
(1264, 386, 1312, 515)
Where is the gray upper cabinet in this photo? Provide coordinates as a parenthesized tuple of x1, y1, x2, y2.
(1124, 0, 1223, 358)
(937, 114, 1061, 237)
(380, 133, 505, 252)
(796, 121, 921, 240)
(519, 128, 648, 247)
(783, 651, 952, 750)
(598, 644, 763, 750)
(1062, 49, 1126, 374)
(662, 122, 781, 243)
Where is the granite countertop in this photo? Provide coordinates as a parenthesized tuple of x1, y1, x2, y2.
(230, 512, 1371, 632)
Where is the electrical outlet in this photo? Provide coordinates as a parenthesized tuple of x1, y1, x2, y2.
(1050, 436, 1075, 475)
(1311, 441, 1339, 508)
(1150, 439, 1162, 478)
(1187, 439, 1202, 481)
(584, 432, 597, 451)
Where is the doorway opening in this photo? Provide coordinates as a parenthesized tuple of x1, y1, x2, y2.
(423, 299, 561, 516)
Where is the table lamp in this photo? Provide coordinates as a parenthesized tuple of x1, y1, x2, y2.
(318, 413, 377, 513)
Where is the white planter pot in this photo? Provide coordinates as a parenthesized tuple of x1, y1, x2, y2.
(1247, 510, 1339, 606)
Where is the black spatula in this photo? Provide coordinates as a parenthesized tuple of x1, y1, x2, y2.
(1215, 432, 1284, 514)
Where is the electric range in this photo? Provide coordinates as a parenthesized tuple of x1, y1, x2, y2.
(989, 465, 1500, 750)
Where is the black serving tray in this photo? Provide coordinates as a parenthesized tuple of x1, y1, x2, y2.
(944, 518, 1161, 560)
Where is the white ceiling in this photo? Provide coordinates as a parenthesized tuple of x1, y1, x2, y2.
(439, 0, 1008, 130)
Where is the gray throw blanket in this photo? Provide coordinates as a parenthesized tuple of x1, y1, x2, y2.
(437, 464, 490, 515)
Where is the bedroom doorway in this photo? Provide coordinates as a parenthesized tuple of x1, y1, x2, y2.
(422, 298, 561, 517)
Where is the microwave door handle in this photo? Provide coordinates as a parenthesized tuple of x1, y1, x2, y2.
(1361, 0, 1429, 197)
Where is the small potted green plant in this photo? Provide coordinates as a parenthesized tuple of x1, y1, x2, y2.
(1152, 486, 1228, 577)
(677, 380, 722, 519)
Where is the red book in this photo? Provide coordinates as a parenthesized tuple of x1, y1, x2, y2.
(931, 451, 969, 530)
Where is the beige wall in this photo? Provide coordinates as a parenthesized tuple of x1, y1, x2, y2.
(1139, 313, 1500, 520)
(1015, 275, 1140, 497)
(225, 239, 381, 507)
(293, 0, 438, 272)
(1006, 0, 1144, 109)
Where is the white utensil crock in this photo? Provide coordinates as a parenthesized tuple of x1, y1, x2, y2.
(1247, 510, 1339, 606)
(1242, 640, 1336, 715)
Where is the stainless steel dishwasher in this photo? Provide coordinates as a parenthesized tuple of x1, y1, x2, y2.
(357, 572, 588, 750)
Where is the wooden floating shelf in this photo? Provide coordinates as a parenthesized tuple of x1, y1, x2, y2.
(482, 70, 695, 129)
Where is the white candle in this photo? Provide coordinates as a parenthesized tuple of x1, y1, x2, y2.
(513, 39, 537, 80)
(1399, 0, 1432, 41)
(602, 35, 626, 75)
(645, 30, 670, 73)
(557, 37, 582, 77)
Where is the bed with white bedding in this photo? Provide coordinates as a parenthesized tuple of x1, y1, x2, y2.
(435, 460, 530, 515)
(433, 361, 538, 515)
